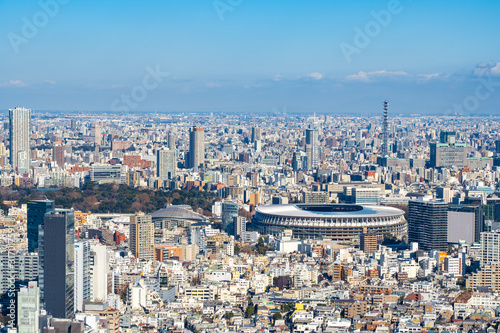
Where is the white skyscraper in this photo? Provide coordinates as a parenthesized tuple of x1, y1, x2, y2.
(74, 240, 91, 312)
(481, 231, 500, 268)
(9, 107, 31, 173)
(90, 240, 108, 302)
(17, 281, 40, 333)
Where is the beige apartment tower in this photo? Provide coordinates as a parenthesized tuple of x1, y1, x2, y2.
(129, 213, 154, 260)
(360, 228, 378, 255)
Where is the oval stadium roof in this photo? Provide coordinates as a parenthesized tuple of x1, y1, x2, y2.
(256, 204, 404, 219)
(151, 205, 207, 222)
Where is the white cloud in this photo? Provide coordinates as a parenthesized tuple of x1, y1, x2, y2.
(472, 61, 500, 77)
(273, 74, 283, 82)
(345, 70, 408, 82)
(303, 72, 324, 80)
(0, 79, 28, 87)
(416, 73, 449, 82)
(45, 80, 56, 85)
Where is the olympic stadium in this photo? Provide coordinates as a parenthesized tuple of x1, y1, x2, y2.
(252, 204, 407, 241)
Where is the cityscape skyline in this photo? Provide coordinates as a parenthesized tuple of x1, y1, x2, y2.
(0, 106, 498, 331)
(2, 1, 500, 332)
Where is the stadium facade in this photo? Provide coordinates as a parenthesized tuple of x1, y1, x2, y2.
(252, 204, 407, 241)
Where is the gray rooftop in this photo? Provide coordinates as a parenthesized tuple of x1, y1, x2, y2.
(151, 205, 207, 222)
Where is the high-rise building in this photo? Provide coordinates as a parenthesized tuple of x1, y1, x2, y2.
(188, 126, 204, 170)
(430, 131, 467, 168)
(496, 140, 500, 154)
(480, 231, 500, 267)
(305, 128, 319, 170)
(167, 133, 176, 151)
(156, 149, 176, 180)
(9, 107, 31, 173)
(91, 124, 101, 145)
(408, 197, 448, 251)
(17, 281, 40, 333)
(360, 228, 378, 255)
(0, 252, 39, 294)
(129, 213, 154, 260)
(251, 127, 261, 143)
(41, 209, 75, 319)
(233, 216, 246, 238)
(221, 202, 239, 234)
(27, 199, 54, 253)
(292, 151, 307, 171)
(90, 240, 108, 302)
(74, 240, 91, 312)
(53, 145, 64, 168)
(448, 205, 484, 244)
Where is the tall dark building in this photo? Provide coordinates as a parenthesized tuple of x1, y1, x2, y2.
(251, 127, 261, 143)
(305, 128, 319, 170)
(239, 152, 250, 163)
(188, 126, 204, 170)
(408, 198, 448, 251)
(496, 140, 500, 154)
(221, 202, 238, 235)
(494, 203, 500, 222)
(41, 209, 75, 319)
(27, 199, 54, 253)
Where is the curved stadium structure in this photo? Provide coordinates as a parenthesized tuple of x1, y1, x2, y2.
(151, 205, 207, 229)
(252, 204, 407, 241)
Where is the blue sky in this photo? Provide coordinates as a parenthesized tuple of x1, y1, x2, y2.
(1, 0, 500, 114)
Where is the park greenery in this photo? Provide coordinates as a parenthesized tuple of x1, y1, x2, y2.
(0, 182, 218, 215)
